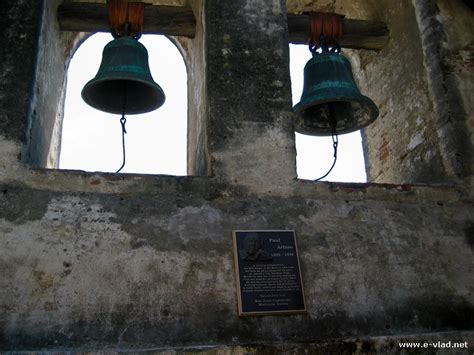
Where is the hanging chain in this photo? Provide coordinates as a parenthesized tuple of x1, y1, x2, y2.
(309, 41, 340, 181)
(115, 82, 128, 174)
(314, 104, 339, 181)
(115, 114, 127, 174)
(306, 12, 343, 181)
(106, 1, 146, 174)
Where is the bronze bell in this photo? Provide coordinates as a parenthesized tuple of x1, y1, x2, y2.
(292, 50, 378, 136)
(82, 36, 165, 115)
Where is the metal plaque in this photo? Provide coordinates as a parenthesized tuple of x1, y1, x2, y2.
(232, 230, 306, 316)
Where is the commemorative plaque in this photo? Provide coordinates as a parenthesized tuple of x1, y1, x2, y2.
(232, 230, 306, 316)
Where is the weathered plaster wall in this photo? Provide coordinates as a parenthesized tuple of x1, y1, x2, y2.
(206, 0, 297, 192)
(178, 0, 210, 176)
(0, 1, 69, 182)
(412, 0, 473, 182)
(0, 179, 473, 350)
(355, 0, 447, 184)
(23, 0, 81, 169)
(287, 0, 472, 185)
(439, 1, 474, 139)
(0, 0, 473, 352)
(0, 1, 43, 144)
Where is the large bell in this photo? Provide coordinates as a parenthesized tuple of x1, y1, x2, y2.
(82, 36, 165, 115)
(293, 52, 378, 136)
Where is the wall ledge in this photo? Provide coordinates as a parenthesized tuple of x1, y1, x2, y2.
(4, 330, 473, 353)
(0, 167, 470, 204)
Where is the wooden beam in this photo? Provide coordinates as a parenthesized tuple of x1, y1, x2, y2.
(287, 14, 389, 51)
(57, 2, 196, 38)
(57, 3, 389, 50)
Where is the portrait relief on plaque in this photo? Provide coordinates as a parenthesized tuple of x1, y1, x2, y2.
(238, 233, 273, 262)
(232, 230, 306, 316)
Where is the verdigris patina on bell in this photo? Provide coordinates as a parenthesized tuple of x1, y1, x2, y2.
(82, 36, 165, 115)
(293, 51, 379, 136)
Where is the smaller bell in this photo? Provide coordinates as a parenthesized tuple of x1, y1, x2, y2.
(82, 36, 165, 115)
(293, 51, 378, 136)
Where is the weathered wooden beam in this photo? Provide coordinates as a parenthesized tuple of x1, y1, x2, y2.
(57, 3, 389, 50)
(287, 14, 389, 51)
(57, 2, 196, 38)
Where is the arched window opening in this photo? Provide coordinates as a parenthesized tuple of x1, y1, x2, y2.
(290, 44, 367, 183)
(59, 33, 187, 175)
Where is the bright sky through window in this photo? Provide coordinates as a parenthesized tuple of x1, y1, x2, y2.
(60, 34, 366, 182)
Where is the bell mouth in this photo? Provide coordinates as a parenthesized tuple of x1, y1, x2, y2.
(293, 96, 379, 136)
(82, 77, 165, 115)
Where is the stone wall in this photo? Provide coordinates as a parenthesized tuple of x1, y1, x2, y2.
(179, 0, 210, 176)
(0, 176, 473, 350)
(287, 0, 472, 185)
(206, 0, 296, 191)
(0, 0, 473, 352)
(355, 0, 448, 184)
(0, 1, 43, 144)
